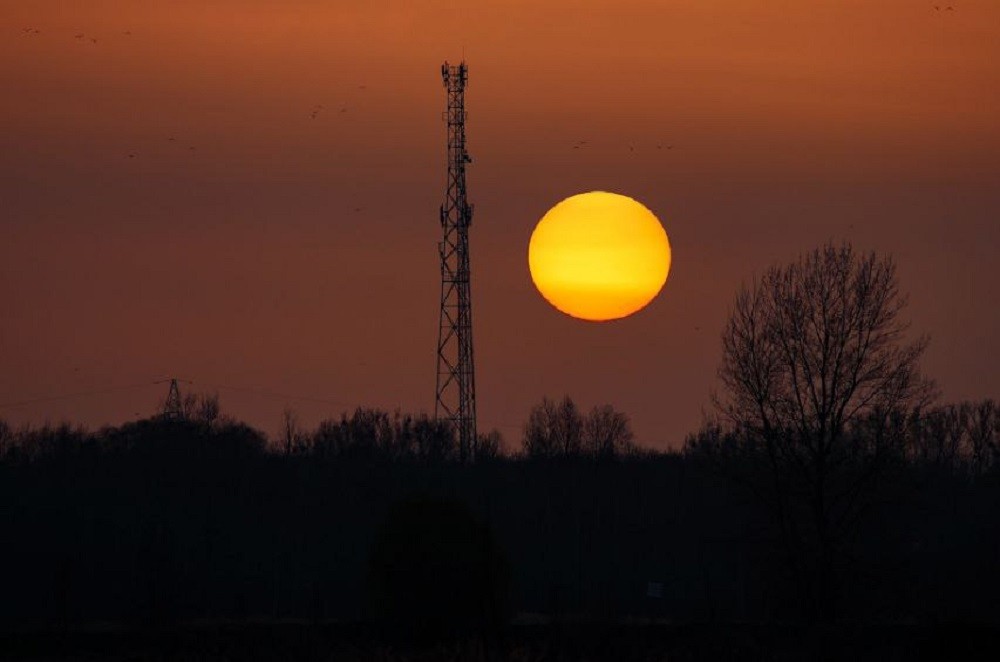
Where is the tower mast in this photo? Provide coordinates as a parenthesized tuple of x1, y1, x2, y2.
(435, 61, 477, 462)
(162, 378, 184, 421)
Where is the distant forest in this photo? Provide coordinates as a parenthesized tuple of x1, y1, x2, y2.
(1, 394, 998, 631)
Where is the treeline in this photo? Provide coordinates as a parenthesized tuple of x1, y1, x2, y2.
(686, 399, 1000, 476)
(3, 396, 996, 469)
(0, 393, 639, 465)
(1, 396, 998, 632)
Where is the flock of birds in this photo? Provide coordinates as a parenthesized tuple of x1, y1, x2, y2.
(16, 1, 960, 44)
(21, 27, 132, 43)
(17, 4, 961, 167)
(20, 26, 370, 163)
(572, 139, 675, 153)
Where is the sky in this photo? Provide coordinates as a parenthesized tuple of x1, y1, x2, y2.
(2, 0, 998, 449)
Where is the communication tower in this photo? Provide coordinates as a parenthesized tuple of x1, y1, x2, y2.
(435, 61, 477, 461)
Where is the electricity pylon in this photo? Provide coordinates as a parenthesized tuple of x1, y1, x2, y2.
(161, 378, 184, 421)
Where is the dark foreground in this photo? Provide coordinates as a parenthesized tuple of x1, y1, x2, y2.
(3, 622, 999, 662)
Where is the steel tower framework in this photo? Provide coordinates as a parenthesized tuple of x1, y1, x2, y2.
(162, 378, 183, 421)
(435, 61, 477, 461)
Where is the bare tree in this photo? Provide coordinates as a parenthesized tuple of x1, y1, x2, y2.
(522, 396, 583, 458)
(524, 397, 635, 459)
(523, 397, 558, 458)
(908, 399, 999, 474)
(475, 428, 505, 461)
(181, 393, 198, 421)
(555, 397, 583, 456)
(715, 242, 935, 620)
(281, 407, 302, 456)
(0, 418, 11, 458)
(195, 393, 221, 427)
(171, 392, 222, 427)
(583, 404, 635, 459)
(967, 399, 999, 473)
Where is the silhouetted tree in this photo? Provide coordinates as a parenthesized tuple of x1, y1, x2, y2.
(906, 400, 999, 474)
(164, 391, 223, 427)
(181, 392, 198, 420)
(583, 404, 635, 459)
(523, 396, 583, 458)
(715, 242, 935, 620)
(410, 414, 457, 461)
(345, 407, 392, 458)
(966, 399, 999, 473)
(524, 398, 636, 460)
(309, 407, 443, 461)
(475, 428, 505, 462)
(0, 418, 11, 458)
(280, 406, 307, 455)
(195, 392, 221, 427)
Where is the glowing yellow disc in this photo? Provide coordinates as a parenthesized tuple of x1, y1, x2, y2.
(528, 191, 671, 321)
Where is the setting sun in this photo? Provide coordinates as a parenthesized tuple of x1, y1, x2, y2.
(528, 191, 671, 321)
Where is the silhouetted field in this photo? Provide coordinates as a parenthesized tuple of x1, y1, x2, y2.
(1, 400, 998, 659)
(3, 622, 1000, 661)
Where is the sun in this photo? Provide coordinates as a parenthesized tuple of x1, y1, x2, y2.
(528, 191, 671, 321)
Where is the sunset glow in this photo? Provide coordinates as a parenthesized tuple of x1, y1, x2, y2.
(528, 192, 671, 322)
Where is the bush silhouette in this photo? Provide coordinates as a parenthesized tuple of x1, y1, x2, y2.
(366, 497, 510, 640)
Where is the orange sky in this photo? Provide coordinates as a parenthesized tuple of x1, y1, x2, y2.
(2, 1, 999, 447)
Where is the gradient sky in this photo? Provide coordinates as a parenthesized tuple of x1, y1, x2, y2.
(2, 0, 998, 449)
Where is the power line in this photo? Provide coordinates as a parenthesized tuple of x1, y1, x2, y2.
(194, 381, 355, 410)
(0, 377, 361, 415)
(0, 381, 159, 410)
(0, 376, 508, 430)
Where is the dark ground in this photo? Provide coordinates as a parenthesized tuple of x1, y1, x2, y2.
(3, 413, 999, 660)
(3, 622, 1000, 662)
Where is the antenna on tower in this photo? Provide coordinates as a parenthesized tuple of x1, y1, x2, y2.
(435, 61, 477, 462)
(161, 378, 184, 421)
